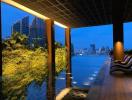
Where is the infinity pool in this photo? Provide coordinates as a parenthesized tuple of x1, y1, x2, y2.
(27, 55, 108, 100)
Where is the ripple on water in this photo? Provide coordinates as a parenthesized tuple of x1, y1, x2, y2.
(83, 82, 91, 86)
(92, 73, 97, 77)
(72, 81, 77, 84)
(70, 77, 74, 79)
(88, 77, 94, 81)
(56, 77, 65, 80)
(94, 71, 98, 74)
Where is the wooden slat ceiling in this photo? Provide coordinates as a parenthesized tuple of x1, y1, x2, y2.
(12, 0, 132, 28)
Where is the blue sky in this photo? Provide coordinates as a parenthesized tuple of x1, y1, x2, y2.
(124, 23, 132, 50)
(71, 25, 113, 49)
(1, 2, 132, 49)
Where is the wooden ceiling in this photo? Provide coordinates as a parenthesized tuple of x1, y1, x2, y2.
(11, 0, 132, 28)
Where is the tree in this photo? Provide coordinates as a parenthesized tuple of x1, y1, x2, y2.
(11, 32, 28, 45)
(55, 42, 63, 48)
(2, 32, 28, 50)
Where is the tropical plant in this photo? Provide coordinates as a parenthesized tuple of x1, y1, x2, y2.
(2, 32, 28, 50)
(55, 41, 63, 48)
(11, 32, 27, 44)
(2, 41, 66, 99)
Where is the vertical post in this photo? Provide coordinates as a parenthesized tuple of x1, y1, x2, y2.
(112, 0, 125, 61)
(45, 19, 55, 100)
(113, 22, 124, 61)
(65, 27, 72, 88)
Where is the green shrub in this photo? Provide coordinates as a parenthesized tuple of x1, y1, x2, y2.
(2, 46, 66, 99)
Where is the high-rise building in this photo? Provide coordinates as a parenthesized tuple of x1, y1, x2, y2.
(105, 46, 110, 54)
(12, 21, 21, 33)
(89, 44, 96, 54)
(21, 16, 29, 36)
(29, 17, 47, 47)
(12, 16, 29, 36)
(12, 16, 46, 47)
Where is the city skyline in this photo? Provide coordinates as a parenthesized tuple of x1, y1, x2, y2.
(11, 16, 47, 47)
(74, 44, 110, 55)
(12, 16, 29, 36)
(2, 3, 132, 50)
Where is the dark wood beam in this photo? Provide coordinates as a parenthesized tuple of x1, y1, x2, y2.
(112, 0, 126, 60)
(65, 27, 72, 88)
(45, 19, 55, 100)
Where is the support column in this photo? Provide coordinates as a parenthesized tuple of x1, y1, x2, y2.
(112, 0, 126, 61)
(65, 27, 72, 88)
(113, 22, 124, 61)
(45, 19, 55, 100)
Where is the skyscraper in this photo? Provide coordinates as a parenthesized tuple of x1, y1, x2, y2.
(12, 21, 21, 33)
(21, 16, 29, 36)
(29, 17, 47, 47)
(89, 44, 96, 54)
(12, 16, 29, 36)
(12, 16, 47, 47)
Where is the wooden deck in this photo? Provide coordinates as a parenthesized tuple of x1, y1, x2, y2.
(87, 60, 132, 100)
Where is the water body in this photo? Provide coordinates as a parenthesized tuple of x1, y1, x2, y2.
(71, 55, 108, 88)
(27, 55, 108, 100)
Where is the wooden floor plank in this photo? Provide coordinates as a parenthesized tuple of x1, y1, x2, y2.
(86, 60, 132, 100)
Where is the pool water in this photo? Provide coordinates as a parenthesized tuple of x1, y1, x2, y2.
(27, 55, 108, 100)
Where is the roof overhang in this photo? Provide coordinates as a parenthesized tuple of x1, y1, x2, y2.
(2, 0, 132, 28)
(2, 0, 68, 28)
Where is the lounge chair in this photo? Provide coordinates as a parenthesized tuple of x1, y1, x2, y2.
(113, 55, 128, 63)
(110, 67, 132, 74)
(110, 59, 132, 74)
(111, 55, 132, 66)
(111, 55, 128, 61)
(111, 58, 132, 68)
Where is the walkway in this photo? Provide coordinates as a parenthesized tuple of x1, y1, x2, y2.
(87, 60, 132, 100)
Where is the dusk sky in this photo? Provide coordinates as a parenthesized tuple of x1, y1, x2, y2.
(2, 2, 132, 49)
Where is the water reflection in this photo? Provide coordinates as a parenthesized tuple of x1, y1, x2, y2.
(27, 81, 47, 100)
(26, 70, 72, 100)
(3, 47, 106, 100)
(88, 77, 95, 81)
(2, 46, 66, 100)
(83, 82, 91, 86)
(72, 81, 77, 84)
(71, 56, 107, 88)
(55, 72, 66, 94)
(92, 73, 97, 77)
